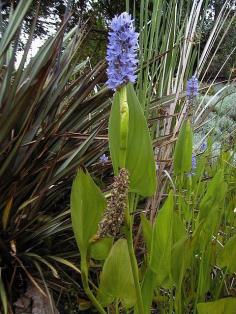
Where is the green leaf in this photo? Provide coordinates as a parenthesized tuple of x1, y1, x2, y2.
(150, 190, 174, 286)
(217, 234, 236, 273)
(109, 83, 156, 196)
(141, 214, 153, 255)
(98, 239, 136, 307)
(70, 168, 106, 258)
(198, 170, 226, 223)
(174, 120, 193, 175)
(90, 238, 113, 261)
(197, 298, 236, 314)
(0, 0, 33, 57)
(141, 268, 157, 313)
(171, 222, 202, 285)
(173, 211, 187, 239)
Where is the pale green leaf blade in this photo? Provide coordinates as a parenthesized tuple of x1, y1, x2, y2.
(70, 168, 106, 258)
(174, 120, 193, 175)
(90, 238, 113, 261)
(98, 239, 136, 307)
(150, 191, 174, 286)
(141, 214, 153, 255)
(197, 298, 236, 314)
(108, 83, 156, 196)
(217, 234, 236, 273)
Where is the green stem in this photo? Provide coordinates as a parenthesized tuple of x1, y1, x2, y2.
(81, 259, 106, 314)
(115, 299, 119, 314)
(126, 194, 145, 314)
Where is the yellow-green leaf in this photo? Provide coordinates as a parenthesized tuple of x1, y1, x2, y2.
(150, 191, 174, 286)
(109, 83, 156, 196)
(197, 298, 236, 314)
(90, 238, 113, 261)
(217, 234, 236, 273)
(70, 168, 106, 259)
(98, 239, 136, 307)
(174, 120, 193, 175)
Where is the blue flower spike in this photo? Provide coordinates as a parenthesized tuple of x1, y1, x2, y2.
(106, 12, 139, 90)
(186, 76, 199, 98)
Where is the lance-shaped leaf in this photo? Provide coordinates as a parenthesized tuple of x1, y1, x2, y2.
(70, 168, 106, 258)
(109, 83, 156, 196)
(150, 191, 174, 286)
(197, 298, 236, 314)
(198, 169, 226, 223)
(98, 239, 136, 307)
(217, 234, 236, 273)
(174, 120, 193, 175)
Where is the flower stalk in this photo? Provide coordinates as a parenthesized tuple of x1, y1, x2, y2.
(119, 86, 129, 168)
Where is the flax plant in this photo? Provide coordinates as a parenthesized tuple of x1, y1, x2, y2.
(0, 1, 112, 312)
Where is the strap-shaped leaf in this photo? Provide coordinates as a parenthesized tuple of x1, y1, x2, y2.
(109, 83, 156, 196)
(70, 168, 106, 258)
(174, 120, 193, 175)
(0, 0, 33, 57)
(98, 239, 136, 307)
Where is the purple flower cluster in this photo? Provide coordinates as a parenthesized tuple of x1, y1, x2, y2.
(192, 155, 197, 170)
(100, 154, 109, 164)
(186, 76, 199, 98)
(106, 12, 139, 90)
(200, 142, 207, 152)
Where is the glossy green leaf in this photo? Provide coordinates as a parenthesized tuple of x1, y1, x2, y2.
(98, 239, 136, 307)
(90, 238, 113, 261)
(217, 234, 236, 273)
(197, 298, 236, 314)
(109, 83, 156, 196)
(174, 120, 193, 175)
(70, 168, 106, 258)
(150, 191, 174, 286)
